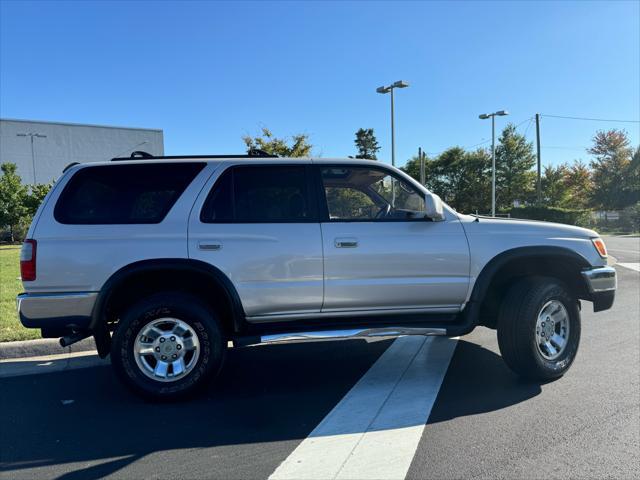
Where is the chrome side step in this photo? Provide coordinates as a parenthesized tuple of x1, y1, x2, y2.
(235, 326, 447, 347)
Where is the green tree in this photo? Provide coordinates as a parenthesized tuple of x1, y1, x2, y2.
(0, 163, 28, 242)
(24, 182, 53, 216)
(402, 147, 491, 213)
(563, 160, 592, 209)
(402, 153, 432, 182)
(541, 163, 570, 207)
(626, 145, 640, 204)
(242, 127, 312, 157)
(354, 128, 380, 160)
(495, 124, 536, 209)
(460, 148, 493, 213)
(588, 129, 636, 209)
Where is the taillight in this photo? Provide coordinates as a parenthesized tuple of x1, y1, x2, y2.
(20, 239, 37, 281)
(591, 237, 608, 258)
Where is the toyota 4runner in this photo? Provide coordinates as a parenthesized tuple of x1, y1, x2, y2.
(17, 152, 617, 399)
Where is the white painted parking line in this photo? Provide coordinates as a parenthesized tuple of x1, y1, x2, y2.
(269, 335, 458, 480)
(617, 263, 640, 272)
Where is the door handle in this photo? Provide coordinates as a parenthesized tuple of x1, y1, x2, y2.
(198, 241, 222, 251)
(335, 238, 358, 248)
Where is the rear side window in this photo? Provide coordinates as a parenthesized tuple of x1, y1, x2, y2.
(55, 163, 205, 224)
(200, 165, 315, 223)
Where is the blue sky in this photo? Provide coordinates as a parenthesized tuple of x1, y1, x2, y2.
(1, 0, 638, 167)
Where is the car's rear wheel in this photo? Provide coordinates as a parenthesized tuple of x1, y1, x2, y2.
(497, 277, 581, 380)
(111, 292, 226, 400)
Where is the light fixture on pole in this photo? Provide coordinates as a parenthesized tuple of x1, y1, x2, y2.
(17, 132, 47, 184)
(376, 80, 409, 167)
(478, 110, 509, 217)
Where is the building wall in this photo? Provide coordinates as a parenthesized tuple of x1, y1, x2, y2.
(0, 119, 164, 184)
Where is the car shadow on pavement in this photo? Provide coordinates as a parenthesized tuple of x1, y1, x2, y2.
(427, 340, 543, 424)
(0, 338, 542, 480)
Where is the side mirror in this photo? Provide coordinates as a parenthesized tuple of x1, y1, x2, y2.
(424, 193, 445, 221)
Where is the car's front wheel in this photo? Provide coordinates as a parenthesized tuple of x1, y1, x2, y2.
(111, 292, 226, 400)
(497, 277, 581, 381)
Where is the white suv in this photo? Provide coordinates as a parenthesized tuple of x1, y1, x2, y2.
(17, 152, 616, 399)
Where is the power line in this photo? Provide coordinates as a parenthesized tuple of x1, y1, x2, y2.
(523, 117, 534, 138)
(542, 145, 590, 150)
(514, 117, 533, 129)
(541, 114, 640, 124)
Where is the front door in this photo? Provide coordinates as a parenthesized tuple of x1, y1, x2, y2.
(317, 164, 470, 313)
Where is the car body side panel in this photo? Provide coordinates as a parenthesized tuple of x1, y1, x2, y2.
(458, 214, 607, 303)
(24, 162, 220, 293)
(320, 214, 470, 312)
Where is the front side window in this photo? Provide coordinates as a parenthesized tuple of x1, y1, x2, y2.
(201, 165, 314, 223)
(320, 166, 425, 221)
(54, 163, 205, 224)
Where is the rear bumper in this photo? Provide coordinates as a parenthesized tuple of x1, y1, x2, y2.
(17, 292, 97, 337)
(581, 266, 616, 312)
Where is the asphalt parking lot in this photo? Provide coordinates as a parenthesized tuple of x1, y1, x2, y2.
(1, 236, 638, 480)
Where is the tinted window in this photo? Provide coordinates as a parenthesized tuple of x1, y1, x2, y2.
(201, 165, 314, 223)
(55, 163, 205, 224)
(321, 166, 425, 221)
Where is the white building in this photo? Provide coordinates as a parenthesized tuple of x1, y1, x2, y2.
(0, 118, 164, 184)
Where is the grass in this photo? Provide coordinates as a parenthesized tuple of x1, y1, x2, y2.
(0, 245, 40, 342)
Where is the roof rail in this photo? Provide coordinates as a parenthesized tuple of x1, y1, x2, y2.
(62, 162, 80, 173)
(111, 149, 277, 161)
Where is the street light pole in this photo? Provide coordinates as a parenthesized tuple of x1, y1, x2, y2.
(478, 110, 509, 217)
(17, 132, 47, 184)
(390, 87, 395, 167)
(376, 80, 409, 167)
(491, 114, 496, 217)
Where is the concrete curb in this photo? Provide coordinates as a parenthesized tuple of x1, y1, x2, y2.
(0, 337, 96, 360)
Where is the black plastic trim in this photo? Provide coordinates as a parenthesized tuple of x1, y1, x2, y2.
(468, 246, 591, 305)
(19, 312, 91, 331)
(91, 259, 247, 356)
(111, 152, 277, 161)
(592, 290, 615, 312)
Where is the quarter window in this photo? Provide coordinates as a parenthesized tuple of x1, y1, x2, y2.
(54, 163, 205, 224)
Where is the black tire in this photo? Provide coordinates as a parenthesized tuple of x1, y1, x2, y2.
(111, 292, 226, 401)
(497, 277, 581, 381)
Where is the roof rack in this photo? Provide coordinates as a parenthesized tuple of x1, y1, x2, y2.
(111, 148, 277, 161)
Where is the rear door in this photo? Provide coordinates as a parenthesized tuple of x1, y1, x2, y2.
(189, 163, 324, 319)
(317, 164, 470, 313)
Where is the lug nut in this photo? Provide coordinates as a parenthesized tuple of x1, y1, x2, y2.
(541, 322, 545, 327)
(161, 355, 167, 360)
(176, 344, 182, 350)
(170, 336, 176, 342)
(155, 347, 160, 352)
(159, 338, 166, 343)
(172, 354, 177, 359)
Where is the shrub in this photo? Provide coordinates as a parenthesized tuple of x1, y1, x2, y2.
(0, 163, 52, 242)
(618, 202, 640, 232)
(507, 206, 592, 227)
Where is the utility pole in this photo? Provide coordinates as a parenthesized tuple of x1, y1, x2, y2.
(419, 147, 426, 186)
(535, 113, 542, 205)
